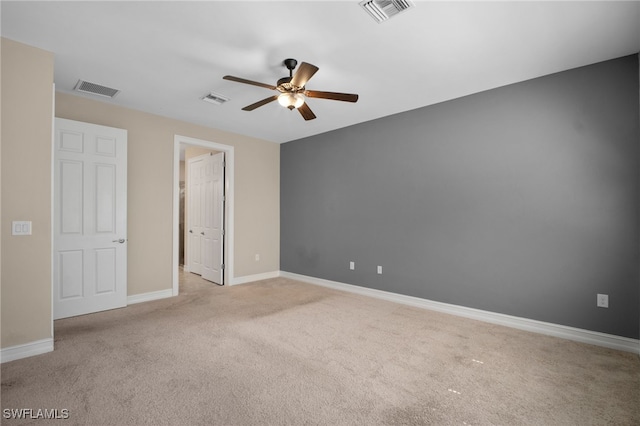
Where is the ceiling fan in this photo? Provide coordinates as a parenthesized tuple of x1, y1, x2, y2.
(223, 59, 358, 121)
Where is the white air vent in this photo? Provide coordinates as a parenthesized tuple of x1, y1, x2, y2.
(360, 0, 414, 23)
(74, 80, 120, 98)
(201, 92, 230, 105)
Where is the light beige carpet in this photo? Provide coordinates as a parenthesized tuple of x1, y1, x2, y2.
(2, 272, 639, 425)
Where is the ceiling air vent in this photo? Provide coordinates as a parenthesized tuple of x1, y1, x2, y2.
(360, 0, 414, 23)
(74, 80, 120, 98)
(201, 92, 229, 105)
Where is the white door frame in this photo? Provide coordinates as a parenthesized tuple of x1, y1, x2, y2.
(173, 135, 235, 294)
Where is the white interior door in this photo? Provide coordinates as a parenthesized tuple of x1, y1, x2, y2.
(53, 118, 127, 319)
(188, 152, 224, 284)
(188, 156, 204, 275)
(201, 152, 224, 284)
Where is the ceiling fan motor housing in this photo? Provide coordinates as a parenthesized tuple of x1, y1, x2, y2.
(277, 76, 294, 91)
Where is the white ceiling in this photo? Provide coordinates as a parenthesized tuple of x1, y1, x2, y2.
(2, 1, 639, 144)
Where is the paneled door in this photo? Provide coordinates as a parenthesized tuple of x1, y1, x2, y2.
(188, 155, 204, 275)
(188, 152, 224, 284)
(53, 118, 127, 319)
(201, 152, 224, 284)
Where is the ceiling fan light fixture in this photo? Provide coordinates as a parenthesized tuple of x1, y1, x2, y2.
(278, 92, 305, 109)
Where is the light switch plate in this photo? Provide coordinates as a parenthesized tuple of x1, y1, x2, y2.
(12, 221, 32, 236)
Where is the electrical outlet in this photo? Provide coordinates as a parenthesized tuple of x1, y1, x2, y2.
(597, 294, 608, 308)
(349, 261, 355, 270)
(255, 254, 260, 261)
(377, 265, 382, 275)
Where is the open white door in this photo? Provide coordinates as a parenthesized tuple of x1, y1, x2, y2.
(188, 155, 204, 275)
(53, 118, 127, 319)
(201, 152, 224, 284)
(188, 152, 224, 284)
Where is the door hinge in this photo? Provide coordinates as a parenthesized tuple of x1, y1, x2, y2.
(221, 263, 225, 270)
(221, 229, 225, 236)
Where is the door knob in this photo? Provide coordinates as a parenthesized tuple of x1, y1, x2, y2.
(112, 239, 126, 244)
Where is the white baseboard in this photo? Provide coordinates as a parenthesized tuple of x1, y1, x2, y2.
(0, 338, 54, 364)
(127, 288, 174, 305)
(231, 270, 281, 286)
(280, 271, 640, 355)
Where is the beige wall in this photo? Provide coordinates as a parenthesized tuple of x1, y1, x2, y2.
(55, 92, 280, 295)
(1, 39, 55, 348)
(1, 37, 279, 350)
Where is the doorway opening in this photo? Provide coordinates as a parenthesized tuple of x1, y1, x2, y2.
(172, 135, 234, 295)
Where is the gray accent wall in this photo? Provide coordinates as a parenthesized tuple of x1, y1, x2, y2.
(281, 55, 639, 339)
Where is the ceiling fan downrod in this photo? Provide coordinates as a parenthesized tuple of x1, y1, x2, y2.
(278, 58, 298, 88)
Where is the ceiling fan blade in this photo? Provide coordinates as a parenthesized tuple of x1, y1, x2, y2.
(305, 90, 359, 103)
(223, 75, 277, 90)
(290, 62, 319, 88)
(297, 102, 316, 121)
(242, 95, 279, 111)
